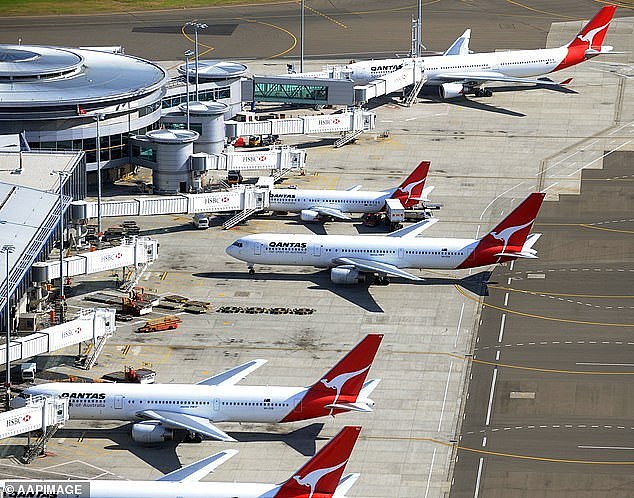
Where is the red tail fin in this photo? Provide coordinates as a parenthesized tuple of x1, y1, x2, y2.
(568, 6, 616, 50)
(457, 193, 545, 269)
(275, 426, 361, 498)
(391, 161, 430, 208)
(281, 334, 383, 422)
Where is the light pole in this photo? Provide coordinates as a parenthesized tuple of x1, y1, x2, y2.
(93, 113, 105, 242)
(184, 50, 194, 130)
(186, 21, 207, 101)
(300, 0, 305, 72)
(1, 243, 15, 406)
(51, 170, 71, 322)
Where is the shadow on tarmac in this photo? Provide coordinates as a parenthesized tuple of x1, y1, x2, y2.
(45, 422, 325, 474)
(195, 270, 492, 312)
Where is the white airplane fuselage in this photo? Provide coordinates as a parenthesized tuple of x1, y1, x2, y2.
(0, 480, 279, 498)
(344, 47, 568, 85)
(269, 188, 390, 214)
(227, 233, 479, 270)
(22, 383, 308, 423)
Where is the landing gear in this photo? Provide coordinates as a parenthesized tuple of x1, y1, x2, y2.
(248, 266, 255, 275)
(374, 276, 390, 286)
(474, 88, 493, 98)
(184, 431, 203, 443)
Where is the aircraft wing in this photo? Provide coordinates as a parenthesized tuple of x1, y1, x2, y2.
(345, 184, 362, 192)
(386, 218, 438, 238)
(138, 410, 237, 442)
(443, 29, 471, 56)
(196, 359, 267, 387)
(311, 206, 351, 220)
(334, 473, 361, 497)
(435, 71, 567, 86)
(335, 258, 422, 281)
(157, 450, 238, 482)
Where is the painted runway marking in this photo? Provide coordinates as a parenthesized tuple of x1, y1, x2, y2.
(498, 314, 506, 343)
(474, 458, 484, 498)
(438, 362, 454, 432)
(485, 367, 498, 426)
(578, 446, 634, 450)
(424, 447, 437, 498)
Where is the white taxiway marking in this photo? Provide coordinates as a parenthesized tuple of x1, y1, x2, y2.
(454, 302, 465, 348)
(474, 458, 484, 498)
(485, 367, 498, 426)
(567, 140, 632, 176)
(479, 183, 525, 221)
(438, 362, 454, 432)
(424, 448, 437, 498)
(578, 446, 634, 450)
(576, 363, 634, 367)
(498, 314, 506, 343)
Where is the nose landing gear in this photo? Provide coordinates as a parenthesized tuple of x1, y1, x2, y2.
(248, 265, 255, 275)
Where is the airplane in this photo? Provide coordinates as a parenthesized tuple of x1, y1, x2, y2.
(0, 426, 362, 498)
(15, 335, 382, 444)
(269, 160, 433, 221)
(226, 193, 545, 285)
(288, 6, 617, 99)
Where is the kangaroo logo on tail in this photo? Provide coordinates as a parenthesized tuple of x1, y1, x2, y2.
(394, 177, 427, 203)
(577, 20, 612, 47)
(489, 219, 535, 253)
(292, 460, 348, 498)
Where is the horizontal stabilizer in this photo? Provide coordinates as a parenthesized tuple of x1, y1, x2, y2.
(157, 450, 238, 482)
(387, 218, 438, 238)
(522, 233, 542, 251)
(334, 473, 361, 497)
(494, 252, 539, 259)
(324, 402, 374, 413)
(345, 184, 362, 192)
(335, 258, 422, 281)
(359, 378, 381, 399)
(138, 410, 236, 442)
(197, 359, 267, 387)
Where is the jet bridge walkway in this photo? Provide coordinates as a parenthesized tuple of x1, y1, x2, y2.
(0, 395, 69, 463)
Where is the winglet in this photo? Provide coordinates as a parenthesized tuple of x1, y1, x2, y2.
(157, 450, 238, 482)
(274, 426, 361, 498)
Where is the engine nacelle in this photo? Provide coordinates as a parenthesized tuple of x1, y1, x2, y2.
(131, 421, 173, 444)
(330, 266, 364, 284)
(439, 82, 466, 99)
(300, 209, 320, 222)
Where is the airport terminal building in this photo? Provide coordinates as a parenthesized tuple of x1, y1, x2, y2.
(0, 45, 247, 176)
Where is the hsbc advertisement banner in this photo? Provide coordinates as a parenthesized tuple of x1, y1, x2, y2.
(45, 317, 96, 351)
(0, 405, 43, 438)
(304, 114, 351, 133)
(193, 191, 243, 212)
(228, 151, 279, 170)
(84, 245, 133, 274)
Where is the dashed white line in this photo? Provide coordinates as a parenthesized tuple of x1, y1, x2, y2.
(438, 362, 454, 432)
(578, 446, 634, 450)
(423, 447, 437, 498)
(498, 314, 506, 343)
(474, 458, 484, 498)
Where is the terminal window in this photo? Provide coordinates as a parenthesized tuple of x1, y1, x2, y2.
(254, 82, 328, 104)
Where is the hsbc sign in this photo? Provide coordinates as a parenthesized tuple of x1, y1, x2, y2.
(305, 114, 350, 133)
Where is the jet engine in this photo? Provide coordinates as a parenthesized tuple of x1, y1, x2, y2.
(330, 267, 364, 284)
(300, 209, 320, 222)
(131, 421, 173, 444)
(438, 82, 466, 99)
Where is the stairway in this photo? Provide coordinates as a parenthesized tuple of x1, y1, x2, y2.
(404, 75, 426, 107)
(22, 424, 61, 464)
(333, 130, 363, 148)
(222, 208, 263, 230)
(77, 334, 110, 371)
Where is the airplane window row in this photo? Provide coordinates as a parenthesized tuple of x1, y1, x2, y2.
(501, 60, 553, 65)
(406, 250, 464, 255)
(438, 64, 488, 70)
(222, 401, 289, 407)
(326, 249, 396, 254)
(126, 400, 210, 405)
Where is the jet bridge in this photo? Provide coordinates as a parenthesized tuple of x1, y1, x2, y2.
(0, 395, 69, 463)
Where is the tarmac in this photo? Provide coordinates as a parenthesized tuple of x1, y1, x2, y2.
(0, 4, 631, 498)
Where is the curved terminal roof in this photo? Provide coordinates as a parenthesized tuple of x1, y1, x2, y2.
(179, 101, 228, 116)
(0, 45, 168, 106)
(146, 129, 199, 144)
(178, 60, 248, 80)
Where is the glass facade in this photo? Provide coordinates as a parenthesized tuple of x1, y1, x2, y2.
(162, 87, 231, 109)
(254, 82, 328, 104)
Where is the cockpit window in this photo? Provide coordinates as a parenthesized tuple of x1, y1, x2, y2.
(232, 241, 243, 248)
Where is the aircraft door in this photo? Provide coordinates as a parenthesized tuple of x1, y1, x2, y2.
(254, 243, 261, 256)
(398, 247, 404, 259)
(213, 398, 220, 412)
(313, 244, 322, 257)
(114, 395, 123, 410)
